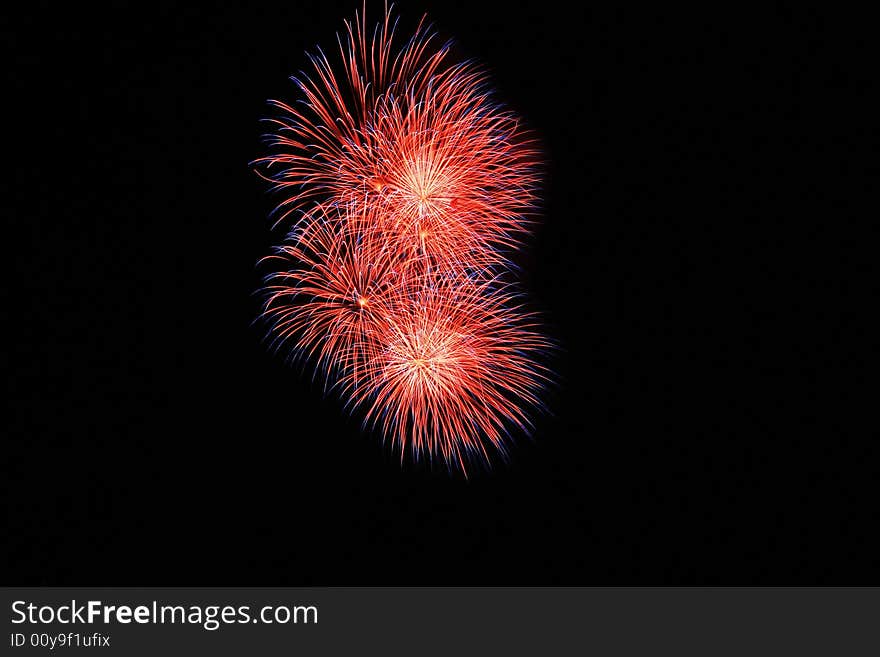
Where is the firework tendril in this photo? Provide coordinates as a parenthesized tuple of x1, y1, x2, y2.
(256, 4, 552, 473)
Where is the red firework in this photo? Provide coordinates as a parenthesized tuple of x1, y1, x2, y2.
(348, 280, 550, 470)
(257, 6, 549, 472)
(257, 5, 539, 267)
(261, 202, 407, 389)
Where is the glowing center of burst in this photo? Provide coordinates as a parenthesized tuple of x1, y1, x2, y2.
(408, 355, 446, 375)
(357, 297, 369, 308)
(400, 332, 456, 379)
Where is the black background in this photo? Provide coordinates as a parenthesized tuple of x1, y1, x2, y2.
(5, 2, 873, 583)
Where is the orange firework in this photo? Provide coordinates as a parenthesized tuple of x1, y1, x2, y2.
(256, 5, 550, 472)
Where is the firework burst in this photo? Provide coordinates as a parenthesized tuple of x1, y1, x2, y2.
(256, 5, 551, 473)
(349, 280, 550, 470)
(257, 5, 539, 261)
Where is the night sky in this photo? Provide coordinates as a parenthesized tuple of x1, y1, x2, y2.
(6, 1, 871, 583)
